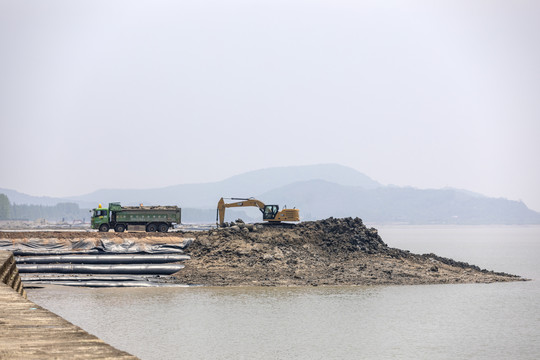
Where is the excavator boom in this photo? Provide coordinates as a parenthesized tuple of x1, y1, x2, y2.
(217, 197, 299, 226)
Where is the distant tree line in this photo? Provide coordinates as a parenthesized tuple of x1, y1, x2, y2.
(0, 194, 10, 220)
(0, 194, 90, 222)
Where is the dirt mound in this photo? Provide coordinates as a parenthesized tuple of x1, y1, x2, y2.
(176, 217, 523, 286)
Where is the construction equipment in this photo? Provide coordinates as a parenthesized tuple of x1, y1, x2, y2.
(90, 202, 181, 232)
(217, 197, 299, 227)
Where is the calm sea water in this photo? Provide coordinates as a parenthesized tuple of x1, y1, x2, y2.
(27, 226, 540, 360)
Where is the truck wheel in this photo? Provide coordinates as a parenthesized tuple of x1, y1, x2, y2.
(158, 223, 168, 233)
(115, 224, 126, 232)
(99, 224, 110, 232)
(146, 223, 157, 232)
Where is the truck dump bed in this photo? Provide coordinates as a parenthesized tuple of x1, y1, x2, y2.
(114, 205, 181, 224)
(120, 206, 179, 211)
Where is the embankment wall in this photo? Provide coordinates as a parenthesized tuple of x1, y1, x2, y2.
(0, 250, 26, 297)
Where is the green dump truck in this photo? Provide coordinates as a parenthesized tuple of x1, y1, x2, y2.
(91, 202, 181, 232)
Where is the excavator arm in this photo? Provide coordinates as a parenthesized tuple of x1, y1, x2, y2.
(216, 197, 299, 227)
(217, 197, 266, 226)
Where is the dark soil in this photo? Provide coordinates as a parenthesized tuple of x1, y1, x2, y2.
(176, 217, 524, 286)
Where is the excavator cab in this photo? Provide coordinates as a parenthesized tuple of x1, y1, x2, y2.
(263, 205, 279, 220)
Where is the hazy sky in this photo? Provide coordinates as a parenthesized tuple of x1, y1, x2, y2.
(1, 0, 539, 211)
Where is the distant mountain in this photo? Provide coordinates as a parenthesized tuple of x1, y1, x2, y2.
(218, 163, 381, 192)
(0, 188, 67, 206)
(66, 164, 381, 208)
(260, 180, 540, 224)
(2, 164, 539, 224)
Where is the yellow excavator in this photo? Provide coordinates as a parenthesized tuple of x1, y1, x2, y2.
(217, 197, 300, 227)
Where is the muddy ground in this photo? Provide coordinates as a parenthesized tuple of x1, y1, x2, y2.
(177, 217, 524, 286)
(1, 218, 525, 286)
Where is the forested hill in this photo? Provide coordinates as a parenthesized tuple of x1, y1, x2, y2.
(0, 194, 89, 222)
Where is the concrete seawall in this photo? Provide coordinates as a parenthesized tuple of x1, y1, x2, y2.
(0, 251, 138, 359)
(0, 251, 26, 298)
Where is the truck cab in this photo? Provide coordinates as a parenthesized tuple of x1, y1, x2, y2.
(90, 205, 110, 232)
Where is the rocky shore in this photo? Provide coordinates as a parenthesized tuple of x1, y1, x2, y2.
(175, 217, 524, 286)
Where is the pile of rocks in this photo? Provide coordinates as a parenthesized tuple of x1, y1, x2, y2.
(175, 217, 524, 286)
(219, 219, 262, 233)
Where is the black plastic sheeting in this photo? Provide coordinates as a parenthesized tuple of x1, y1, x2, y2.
(21, 275, 153, 282)
(16, 254, 191, 264)
(20, 275, 192, 288)
(26, 281, 160, 287)
(17, 263, 185, 275)
(0, 238, 193, 256)
(24, 281, 185, 288)
(4, 237, 194, 286)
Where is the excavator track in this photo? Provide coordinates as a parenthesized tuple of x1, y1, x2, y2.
(257, 222, 298, 229)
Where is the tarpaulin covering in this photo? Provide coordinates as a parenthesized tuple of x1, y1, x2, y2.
(16, 254, 191, 264)
(20, 275, 192, 288)
(2, 234, 194, 287)
(25, 280, 160, 287)
(0, 238, 193, 255)
(17, 263, 185, 275)
(21, 275, 153, 282)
